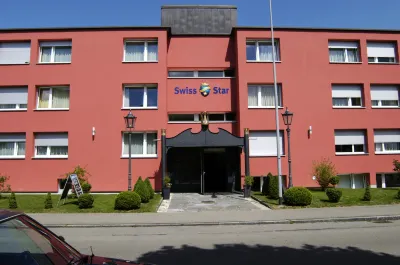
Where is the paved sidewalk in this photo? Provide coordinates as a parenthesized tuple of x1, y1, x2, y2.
(28, 204, 400, 227)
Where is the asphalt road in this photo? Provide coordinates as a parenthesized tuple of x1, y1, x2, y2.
(52, 221, 400, 265)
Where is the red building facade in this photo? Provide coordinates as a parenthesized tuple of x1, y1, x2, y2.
(0, 6, 399, 193)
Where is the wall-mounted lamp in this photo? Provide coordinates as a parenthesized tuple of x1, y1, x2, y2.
(312, 176, 316, 180)
(92, 127, 96, 136)
(308, 126, 312, 138)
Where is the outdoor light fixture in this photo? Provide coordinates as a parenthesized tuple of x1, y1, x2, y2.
(124, 110, 137, 191)
(92, 127, 96, 136)
(281, 107, 294, 188)
(282, 108, 294, 126)
(124, 110, 137, 129)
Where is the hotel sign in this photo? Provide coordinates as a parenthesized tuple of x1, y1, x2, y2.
(174, 83, 229, 97)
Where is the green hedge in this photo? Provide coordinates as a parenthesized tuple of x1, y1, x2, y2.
(144, 178, 155, 199)
(78, 194, 94, 209)
(268, 175, 280, 199)
(81, 183, 92, 194)
(8, 192, 17, 209)
(134, 178, 150, 203)
(283, 187, 312, 206)
(44, 193, 53, 209)
(114, 191, 141, 210)
(326, 188, 342, 202)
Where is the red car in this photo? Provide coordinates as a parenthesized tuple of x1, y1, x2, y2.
(0, 209, 151, 265)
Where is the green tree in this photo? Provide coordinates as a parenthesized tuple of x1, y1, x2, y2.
(134, 177, 150, 203)
(312, 158, 337, 190)
(363, 185, 371, 201)
(394, 159, 400, 172)
(144, 177, 155, 199)
(44, 193, 53, 209)
(8, 192, 17, 209)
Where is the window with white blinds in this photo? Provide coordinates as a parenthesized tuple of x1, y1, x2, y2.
(367, 42, 397, 63)
(248, 85, 282, 108)
(332, 85, 363, 107)
(122, 132, 157, 157)
(34, 133, 68, 158)
(0, 87, 28, 110)
(0, 42, 31, 64)
(370, 85, 399, 108)
(335, 130, 366, 154)
(328, 41, 360, 63)
(249, 131, 284, 156)
(0, 134, 26, 158)
(374, 130, 400, 153)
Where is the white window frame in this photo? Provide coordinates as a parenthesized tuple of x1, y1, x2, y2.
(332, 85, 363, 108)
(167, 113, 236, 124)
(0, 141, 25, 159)
(121, 132, 158, 158)
(34, 146, 68, 159)
(246, 40, 280, 62)
(248, 85, 282, 108)
(123, 40, 158, 62)
(0, 104, 27, 111)
(122, 85, 158, 109)
(39, 41, 72, 63)
(367, 42, 397, 64)
(167, 70, 235, 78)
(328, 41, 360, 63)
(370, 86, 399, 108)
(374, 130, 400, 154)
(36, 86, 70, 110)
(334, 130, 367, 155)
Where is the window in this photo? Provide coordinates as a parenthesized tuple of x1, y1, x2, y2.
(168, 113, 236, 123)
(0, 134, 25, 158)
(370, 85, 399, 107)
(246, 40, 280, 61)
(37, 86, 70, 109)
(374, 130, 400, 154)
(248, 85, 282, 108)
(334, 130, 366, 154)
(0, 87, 28, 111)
(122, 132, 157, 157)
(328, 41, 360, 63)
(0, 42, 30, 64)
(367, 42, 397, 63)
(338, 174, 366, 189)
(34, 133, 68, 158)
(124, 40, 158, 62)
(168, 70, 234, 78)
(39, 41, 72, 63)
(249, 131, 284, 156)
(123, 85, 157, 108)
(332, 85, 363, 107)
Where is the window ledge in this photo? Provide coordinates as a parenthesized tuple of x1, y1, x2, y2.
(0, 63, 30, 66)
(375, 152, 400, 155)
(246, 60, 282, 63)
(168, 121, 236, 124)
(335, 153, 369, 156)
(34, 108, 69, 111)
(37, 62, 71, 65)
(121, 107, 158, 110)
(167, 77, 235, 79)
(332, 107, 366, 109)
(248, 106, 284, 109)
(250, 155, 286, 157)
(122, 61, 158, 64)
(329, 62, 362, 64)
(0, 156, 25, 160)
(371, 106, 399, 109)
(0, 109, 27, 112)
(368, 62, 399, 65)
(32, 156, 68, 159)
(121, 155, 158, 159)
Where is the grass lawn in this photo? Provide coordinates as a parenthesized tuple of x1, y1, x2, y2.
(252, 188, 400, 209)
(0, 193, 162, 213)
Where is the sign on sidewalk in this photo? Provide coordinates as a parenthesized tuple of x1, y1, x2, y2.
(57, 174, 84, 206)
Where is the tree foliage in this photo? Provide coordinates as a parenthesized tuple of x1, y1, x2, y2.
(312, 158, 337, 190)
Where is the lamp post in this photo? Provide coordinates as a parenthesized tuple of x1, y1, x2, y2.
(282, 107, 294, 188)
(124, 110, 137, 191)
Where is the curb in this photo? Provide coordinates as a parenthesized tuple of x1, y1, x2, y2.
(44, 214, 400, 228)
(250, 195, 272, 209)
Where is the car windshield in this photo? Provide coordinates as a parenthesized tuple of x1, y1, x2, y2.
(0, 215, 82, 265)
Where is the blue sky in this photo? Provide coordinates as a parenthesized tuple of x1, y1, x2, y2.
(1, 0, 400, 29)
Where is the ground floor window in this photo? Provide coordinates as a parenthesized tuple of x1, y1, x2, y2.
(376, 173, 400, 188)
(337, 174, 367, 189)
(122, 132, 157, 157)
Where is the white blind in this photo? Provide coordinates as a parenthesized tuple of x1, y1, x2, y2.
(332, 85, 362, 98)
(35, 133, 68, 146)
(328, 41, 358, 49)
(249, 131, 283, 156)
(0, 42, 31, 64)
(0, 87, 28, 104)
(0, 134, 25, 142)
(40, 41, 72, 47)
(367, 42, 396, 58)
(335, 130, 365, 145)
(374, 130, 400, 143)
(370, 86, 399, 100)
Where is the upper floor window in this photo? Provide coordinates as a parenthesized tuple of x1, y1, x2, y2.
(246, 40, 280, 62)
(0, 133, 25, 158)
(249, 131, 284, 157)
(248, 85, 282, 108)
(0, 42, 30, 64)
(332, 85, 363, 108)
(335, 130, 367, 155)
(367, 42, 397, 63)
(123, 85, 157, 109)
(168, 113, 236, 123)
(374, 130, 400, 154)
(37, 86, 70, 110)
(34, 133, 68, 158)
(328, 41, 360, 63)
(370, 85, 399, 108)
(124, 40, 158, 62)
(168, 70, 235, 78)
(0, 87, 28, 111)
(122, 132, 157, 157)
(39, 41, 72, 63)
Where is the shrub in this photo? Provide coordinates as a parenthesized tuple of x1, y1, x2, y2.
(134, 176, 143, 191)
(81, 183, 92, 194)
(268, 175, 280, 199)
(330, 176, 340, 186)
(326, 188, 342, 202)
(78, 194, 94, 209)
(134, 178, 150, 203)
(0, 175, 11, 198)
(393, 159, 400, 172)
(144, 178, 155, 199)
(244, 176, 254, 187)
(363, 185, 371, 201)
(396, 189, 400, 200)
(164, 175, 172, 188)
(262, 173, 273, 196)
(8, 192, 17, 209)
(44, 193, 53, 209)
(114, 191, 141, 210)
(312, 158, 337, 190)
(283, 187, 313, 206)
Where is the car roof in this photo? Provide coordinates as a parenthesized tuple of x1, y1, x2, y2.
(0, 209, 22, 221)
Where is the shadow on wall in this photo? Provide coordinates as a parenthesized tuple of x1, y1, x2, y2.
(137, 243, 399, 265)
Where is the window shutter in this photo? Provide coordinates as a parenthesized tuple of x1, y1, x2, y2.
(328, 41, 358, 49)
(335, 130, 365, 145)
(35, 133, 68, 146)
(40, 41, 72, 47)
(0, 42, 31, 64)
(370, 86, 399, 101)
(332, 85, 362, 98)
(249, 131, 283, 156)
(367, 42, 396, 58)
(0, 134, 25, 142)
(374, 130, 400, 143)
(0, 87, 28, 104)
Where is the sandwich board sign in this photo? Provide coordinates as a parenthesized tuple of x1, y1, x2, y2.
(57, 174, 84, 206)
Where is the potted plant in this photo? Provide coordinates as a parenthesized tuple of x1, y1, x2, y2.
(163, 174, 172, 200)
(244, 175, 253, 198)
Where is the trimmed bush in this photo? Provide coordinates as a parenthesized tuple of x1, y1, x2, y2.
(8, 192, 17, 209)
(396, 189, 400, 200)
(283, 187, 313, 206)
(326, 188, 342, 202)
(78, 194, 94, 209)
(262, 173, 273, 196)
(134, 178, 150, 203)
(114, 191, 141, 210)
(268, 175, 280, 199)
(363, 185, 371, 201)
(330, 176, 340, 186)
(81, 183, 92, 194)
(144, 178, 155, 199)
(44, 193, 53, 209)
(134, 176, 143, 191)
(244, 175, 254, 187)
(313, 158, 337, 190)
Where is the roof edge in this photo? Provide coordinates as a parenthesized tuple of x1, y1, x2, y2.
(235, 26, 400, 34)
(0, 26, 170, 33)
(161, 5, 237, 9)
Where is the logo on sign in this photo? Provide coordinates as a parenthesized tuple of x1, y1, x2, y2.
(199, 83, 211, 97)
(174, 83, 230, 96)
